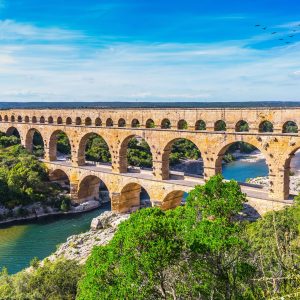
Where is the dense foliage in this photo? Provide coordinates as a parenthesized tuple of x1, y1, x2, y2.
(0, 259, 82, 300)
(0, 144, 67, 211)
(77, 175, 300, 299)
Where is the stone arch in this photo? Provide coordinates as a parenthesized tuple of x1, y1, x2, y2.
(48, 116, 54, 124)
(177, 119, 188, 130)
(25, 116, 30, 123)
(131, 119, 140, 128)
(95, 117, 102, 126)
(77, 132, 111, 166)
(235, 120, 249, 132)
(25, 128, 44, 156)
(4, 115, 8, 122)
(161, 137, 202, 179)
(17, 115, 22, 122)
(215, 140, 269, 184)
(106, 118, 113, 127)
(214, 120, 226, 131)
(11, 115, 15, 122)
(195, 120, 206, 130)
(146, 119, 155, 128)
(117, 182, 151, 213)
(77, 175, 110, 204)
(0, 115, 2, 122)
(66, 117, 72, 125)
(161, 118, 171, 129)
(32, 116, 37, 123)
(85, 117, 92, 126)
(40, 116, 45, 123)
(49, 130, 72, 161)
(57, 117, 63, 124)
(49, 169, 70, 194)
(161, 190, 185, 210)
(282, 121, 298, 134)
(259, 120, 273, 133)
(6, 126, 20, 138)
(119, 134, 153, 172)
(76, 117, 82, 126)
(118, 118, 126, 127)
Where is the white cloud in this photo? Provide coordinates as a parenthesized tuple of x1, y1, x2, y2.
(0, 21, 299, 102)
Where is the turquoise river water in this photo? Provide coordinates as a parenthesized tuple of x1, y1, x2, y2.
(0, 160, 269, 274)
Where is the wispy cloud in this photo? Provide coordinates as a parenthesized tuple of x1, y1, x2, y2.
(0, 20, 299, 102)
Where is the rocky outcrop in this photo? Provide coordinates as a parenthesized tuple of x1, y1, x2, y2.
(48, 211, 130, 264)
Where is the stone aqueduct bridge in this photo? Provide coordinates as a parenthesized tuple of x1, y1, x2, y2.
(0, 107, 299, 213)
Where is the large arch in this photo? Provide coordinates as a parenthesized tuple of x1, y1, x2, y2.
(6, 126, 20, 138)
(77, 175, 110, 204)
(77, 132, 111, 166)
(119, 134, 153, 172)
(49, 130, 72, 161)
(25, 128, 44, 157)
(216, 141, 269, 185)
(161, 138, 202, 179)
(118, 182, 151, 212)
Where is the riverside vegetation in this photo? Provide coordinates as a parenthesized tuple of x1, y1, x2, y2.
(0, 175, 299, 299)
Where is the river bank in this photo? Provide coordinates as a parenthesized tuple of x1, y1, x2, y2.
(0, 200, 100, 227)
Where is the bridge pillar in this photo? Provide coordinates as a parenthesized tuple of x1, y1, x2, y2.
(111, 154, 127, 173)
(111, 186, 141, 213)
(152, 160, 169, 180)
(70, 180, 79, 203)
(269, 167, 290, 200)
(203, 156, 222, 180)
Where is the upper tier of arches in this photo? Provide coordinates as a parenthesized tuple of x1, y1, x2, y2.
(0, 113, 299, 134)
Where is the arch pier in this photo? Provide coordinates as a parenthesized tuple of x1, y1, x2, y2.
(0, 107, 298, 213)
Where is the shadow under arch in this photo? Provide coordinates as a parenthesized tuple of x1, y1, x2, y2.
(282, 121, 298, 134)
(6, 126, 21, 138)
(77, 175, 110, 205)
(118, 182, 151, 213)
(49, 129, 72, 161)
(119, 134, 153, 173)
(161, 137, 202, 179)
(235, 120, 249, 132)
(49, 169, 70, 194)
(161, 190, 185, 210)
(77, 132, 111, 167)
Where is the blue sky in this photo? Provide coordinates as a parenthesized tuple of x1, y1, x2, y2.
(0, 0, 299, 102)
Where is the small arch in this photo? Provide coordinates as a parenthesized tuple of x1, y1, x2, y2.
(85, 117, 92, 126)
(32, 116, 37, 123)
(235, 120, 249, 132)
(195, 120, 206, 130)
(131, 119, 140, 128)
(95, 118, 102, 126)
(25, 116, 30, 123)
(40, 116, 45, 123)
(177, 119, 188, 130)
(57, 117, 63, 124)
(4, 115, 8, 122)
(282, 121, 298, 134)
(76, 117, 82, 126)
(161, 118, 171, 129)
(11, 115, 15, 122)
(119, 183, 151, 212)
(118, 118, 126, 127)
(17, 116, 22, 122)
(259, 121, 273, 133)
(106, 118, 113, 127)
(66, 117, 72, 125)
(146, 119, 155, 128)
(77, 175, 110, 205)
(48, 116, 54, 124)
(214, 120, 226, 131)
